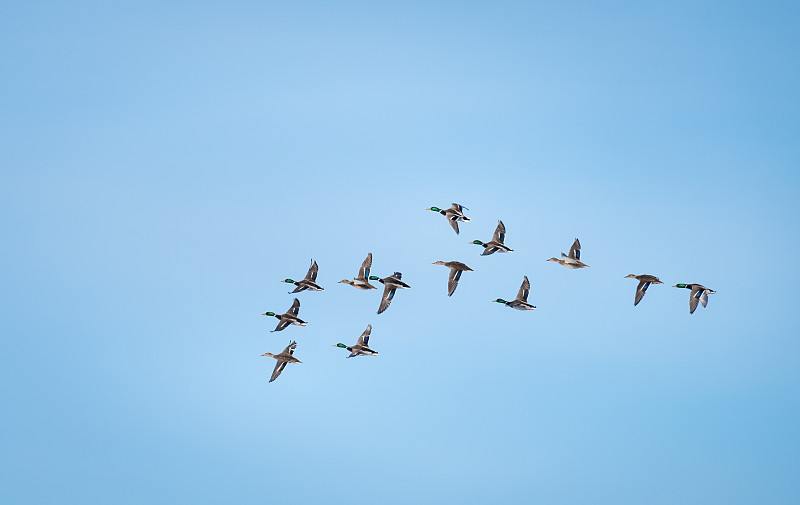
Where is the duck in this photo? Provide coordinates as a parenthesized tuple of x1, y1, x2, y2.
(624, 274, 663, 306)
(493, 275, 536, 310)
(547, 238, 588, 268)
(432, 260, 473, 296)
(673, 283, 716, 314)
(334, 324, 379, 358)
(370, 272, 411, 314)
(261, 298, 307, 332)
(281, 259, 323, 293)
(427, 203, 470, 234)
(470, 220, 513, 255)
(261, 341, 301, 382)
(338, 253, 377, 290)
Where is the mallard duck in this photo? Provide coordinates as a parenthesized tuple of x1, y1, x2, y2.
(493, 275, 536, 310)
(427, 203, 470, 234)
(432, 260, 473, 296)
(547, 238, 588, 268)
(261, 341, 301, 382)
(334, 324, 379, 358)
(261, 298, 307, 332)
(281, 259, 324, 293)
(470, 220, 513, 255)
(338, 253, 377, 290)
(624, 274, 663, 306)
(673, 283, 716, 314)
(369, 272, 411, 314)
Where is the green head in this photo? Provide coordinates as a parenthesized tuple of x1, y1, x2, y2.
(470, 240, 484, 245)
(261, 311, 276, 317)
(368, 275, 380, 280)
(427, 206, 442, 212)
(281, 279, 296, 284)
(334, 343, 347, 348)
(673, 283, 688, 288)
(493, 299, 507, 304)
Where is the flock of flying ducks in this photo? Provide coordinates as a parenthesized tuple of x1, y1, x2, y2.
(259, 203, 716, 382)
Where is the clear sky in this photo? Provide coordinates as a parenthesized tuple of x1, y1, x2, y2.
(2, 1, 799, 503)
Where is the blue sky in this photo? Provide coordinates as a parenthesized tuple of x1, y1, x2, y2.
(2, 1, 799, 503)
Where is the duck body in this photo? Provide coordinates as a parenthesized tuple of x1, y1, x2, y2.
(282, 259, 324, 293)
(339, 278, 376, 290)
(284, 279, 324, 293)
(372, 272, 411, 314)
(494, 276, 536, 310)
(501, 299, 536, 310)
(338, 253, 377, 290)
(471, 220, 513, 256)
(427, 203, 470, 234)
(262, 298, 307, 332)
(674, 283, 716, 314)
(625, 274, 663, 306)
(334, 324, 379, 358)
(432, 260, 473, 296)
(261, 341, 302, 382)
(547, 238, 588, 268)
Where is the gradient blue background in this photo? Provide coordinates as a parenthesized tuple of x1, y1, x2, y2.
(2, 1, 799, 503)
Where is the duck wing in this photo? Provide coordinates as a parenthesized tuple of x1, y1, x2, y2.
(357, 325, 372, 347)
(699, 288, 710, 308)
(492, 220, 506, 244)
(689, 288, 702, 314)
(634, 281, 651, 306)
(450, 203, 468, 214)
(269, 360, 288, 382)
(305, 260, 319, 282)
(358, 253, 373, 280)
(378, 285, 396, 314)
(569, 238, 581, 260)
(448, 215, 460, 234)
(273, 319, 291, 332)
(288, 298, 300, 316)
(447, 268, 463, 296)
(282, 341, 298, 355)
(516, 276, 531, 302)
